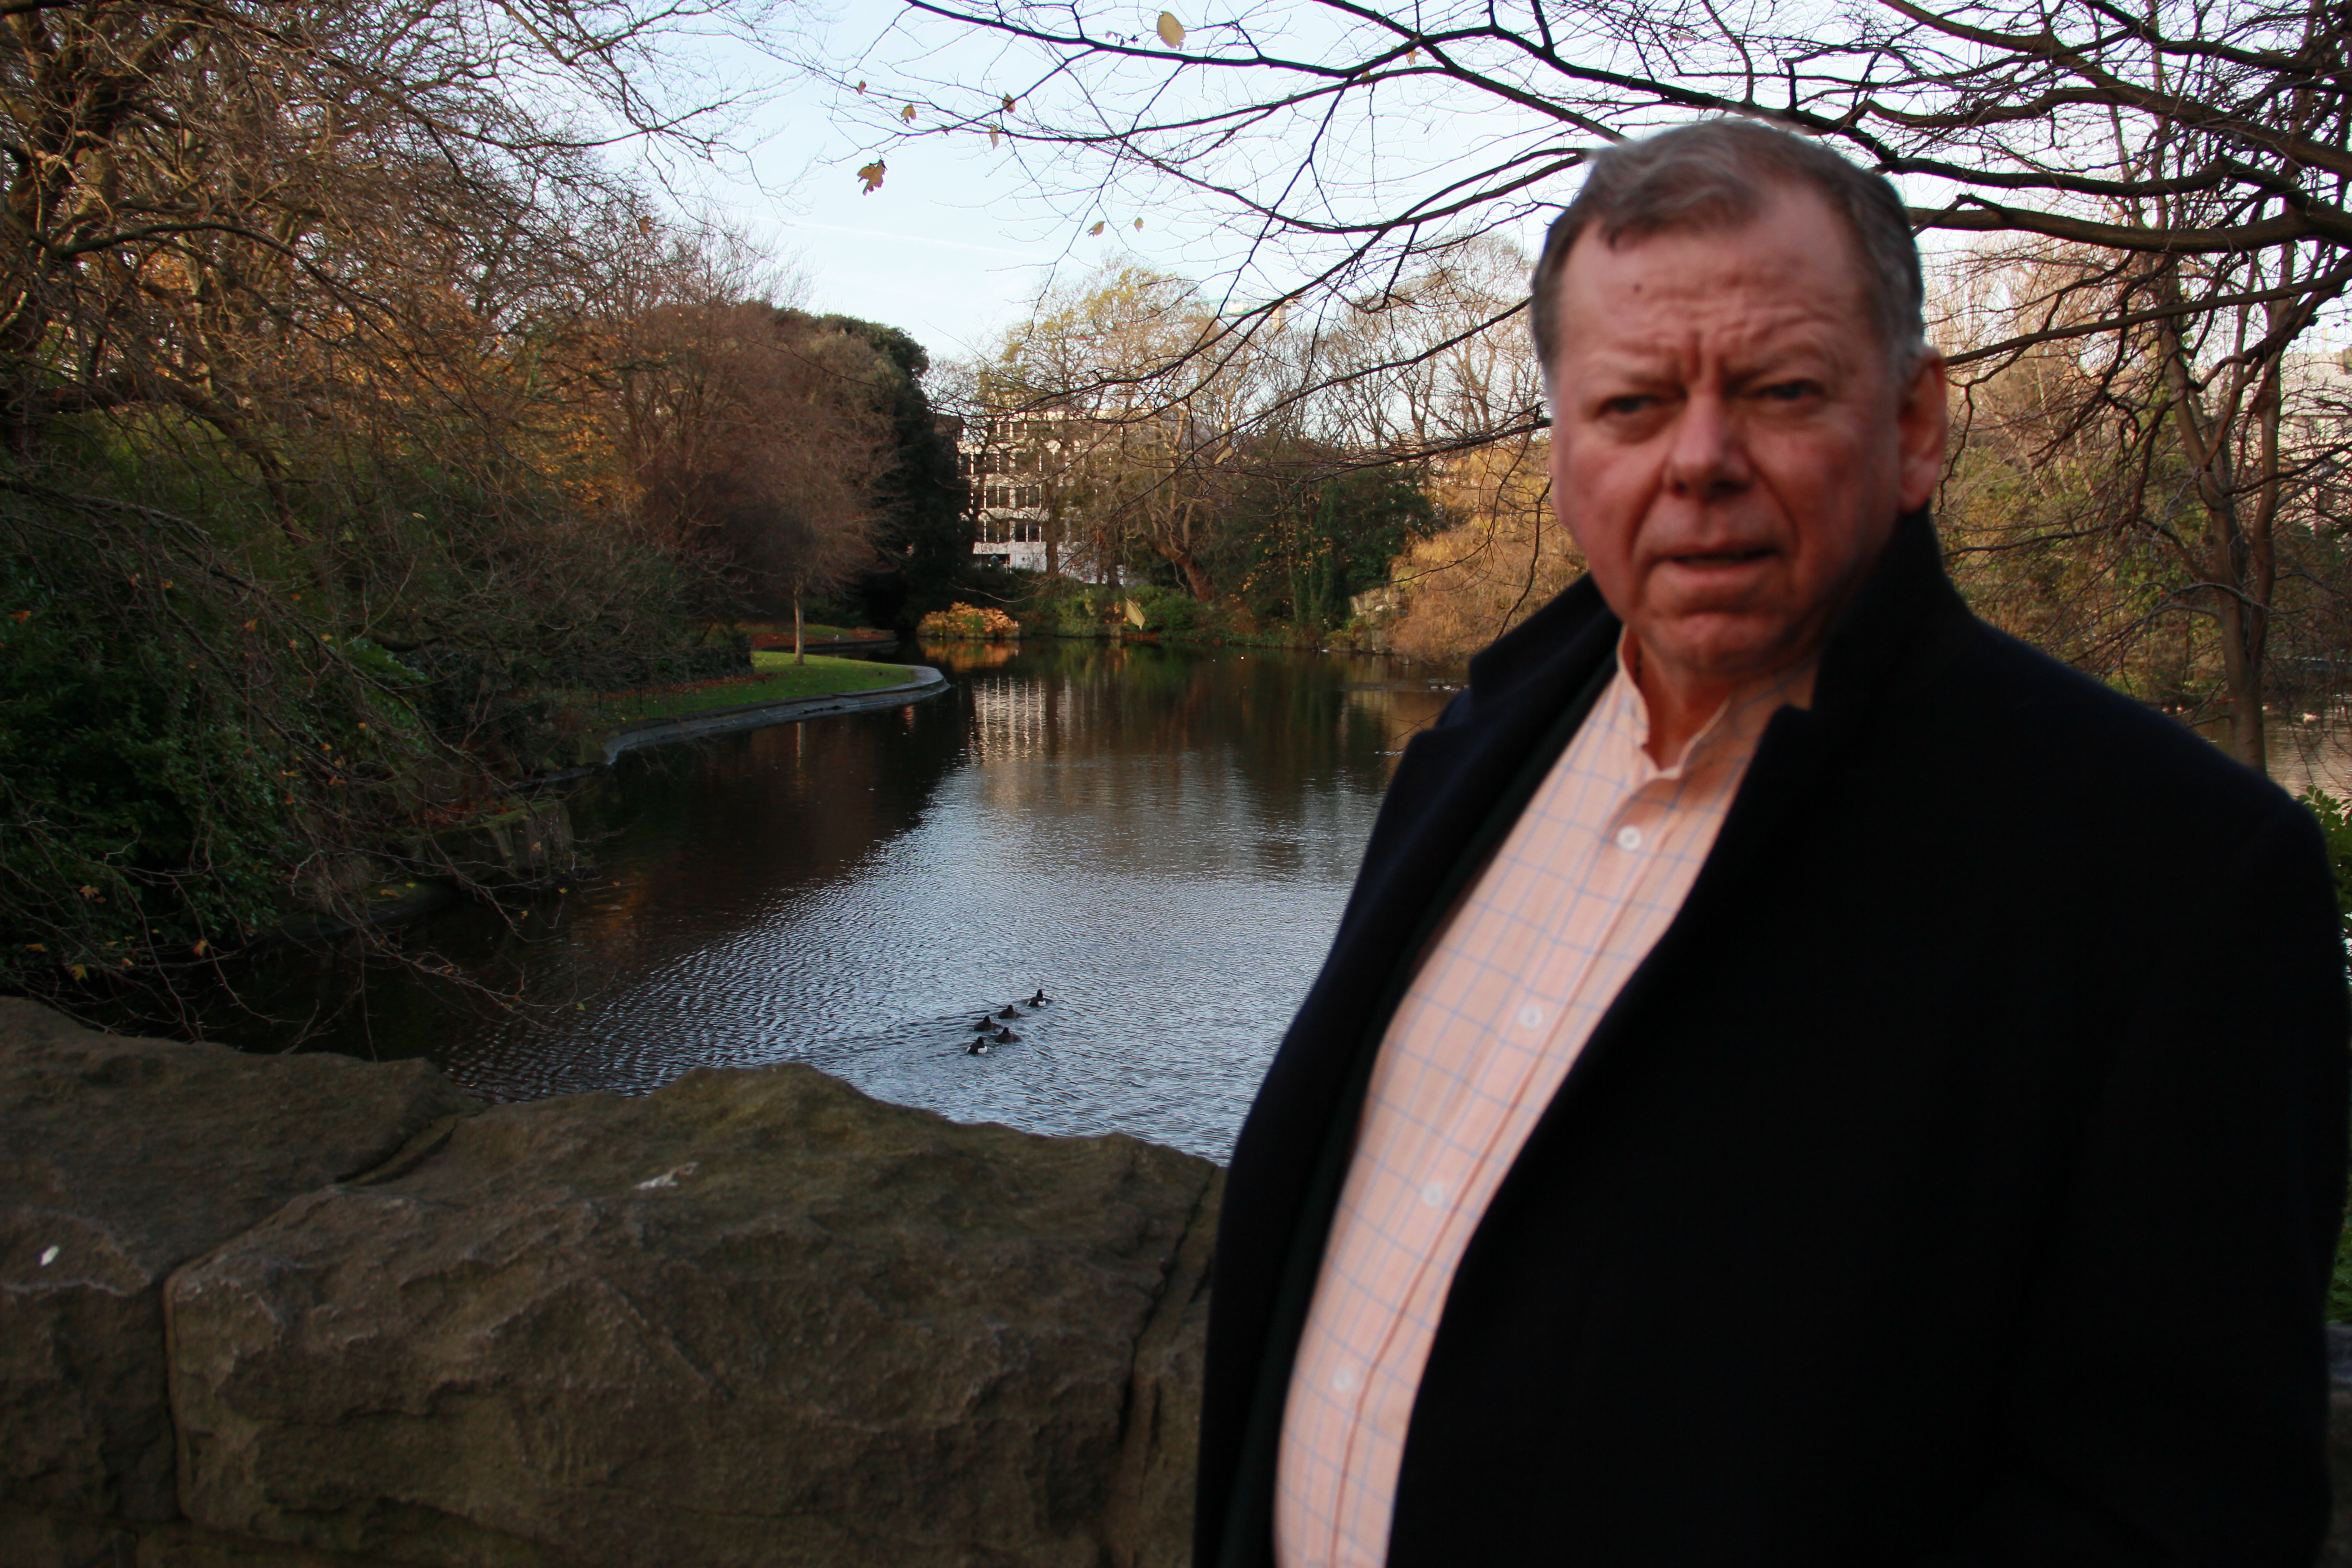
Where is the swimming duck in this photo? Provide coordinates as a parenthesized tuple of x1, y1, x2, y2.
(974, 1015, 996, 1032)
(1028, 989, 1050, 1007)
(966, 1037, 992, 1056)
(996, 1004, 1023, 1020)
(993, 1026, 1019, 1043)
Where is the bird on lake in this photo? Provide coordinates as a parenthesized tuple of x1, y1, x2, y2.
(996, 1004, 1023, 1020)
(966, 1037, 992, 1056)
(1028, 989, 1050, 1007)
(993, 1026, 1020, 1043)
(974, 1015, 996, 1032)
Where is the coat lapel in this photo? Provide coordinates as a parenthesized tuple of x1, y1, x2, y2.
(1210, 578, 1622, 1568)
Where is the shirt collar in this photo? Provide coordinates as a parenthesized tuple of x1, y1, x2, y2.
(1613, 629, 1819, 782)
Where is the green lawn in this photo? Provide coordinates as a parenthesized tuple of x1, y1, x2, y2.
(594, 655, 914, 724)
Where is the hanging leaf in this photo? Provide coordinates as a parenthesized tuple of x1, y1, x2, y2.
(1002, 93, 1018, 112)
(1406, 46, 1420, 63)
(856, 159, 887, 193)
(989, 127, 1001, 148)
(1133, 217, 1144, 230)
(900, 102, 918, 122)
(855, 80, 866, 93)
(1156, 10, 1186, 46)
(1089, 220, 1106, 235)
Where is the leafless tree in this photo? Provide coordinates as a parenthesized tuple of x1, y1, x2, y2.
(621, 293, 895, 659)
(837, 0, 2352, 770)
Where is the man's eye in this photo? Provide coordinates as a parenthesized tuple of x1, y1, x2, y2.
(1599, 394, 1654, 417)
(1759, 380, 1822, 402)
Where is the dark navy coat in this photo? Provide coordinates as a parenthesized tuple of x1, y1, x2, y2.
(1196, 510, 2351, 1567)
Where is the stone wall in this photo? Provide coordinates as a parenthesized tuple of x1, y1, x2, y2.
(0, 1001, 1215, 1568)
(10, 995, 2352, 1567)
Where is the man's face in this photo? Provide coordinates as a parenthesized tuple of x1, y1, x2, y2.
(1544, 186, 1947, 688)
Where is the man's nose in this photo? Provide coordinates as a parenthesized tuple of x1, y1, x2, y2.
(1663, 392, 1753, 502)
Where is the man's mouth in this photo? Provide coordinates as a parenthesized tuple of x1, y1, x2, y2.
(1663, 547, 1774, 569)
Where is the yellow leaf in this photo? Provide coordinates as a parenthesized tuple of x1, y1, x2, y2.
(1406, 45, 1420, 62)
(242, 619, 256, 632)
(77, 885, 97, 899)
(24, 943, 45, 952)
(1089, 220, 1106, 235)
(1002, 93, 1017, 112)
(856, 159, 887, 194)
(67, 964, 86, 981)
(900, 102, 917, 122)
(1134, 217, 1144, 230)
(191, 939, 208, 956)
(1156, 10, 1186, 46)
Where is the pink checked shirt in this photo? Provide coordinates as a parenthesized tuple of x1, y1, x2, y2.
(1274, 635, 1816, 1568)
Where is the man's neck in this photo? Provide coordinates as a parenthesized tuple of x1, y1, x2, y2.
(1625, 636, 1817, 767)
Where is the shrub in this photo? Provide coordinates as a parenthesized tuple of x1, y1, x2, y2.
(917, 601, 1021, 640)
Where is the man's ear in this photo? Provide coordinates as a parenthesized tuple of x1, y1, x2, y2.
(1896, 350, 1949, 514)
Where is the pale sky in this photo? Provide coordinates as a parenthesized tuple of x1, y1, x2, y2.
(644, 1, 2352, 375)
(647, 0, 1570, 374)
(649, 5, 1211, 373)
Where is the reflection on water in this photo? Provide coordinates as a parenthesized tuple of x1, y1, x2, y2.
(223, 639, 1460, 1160)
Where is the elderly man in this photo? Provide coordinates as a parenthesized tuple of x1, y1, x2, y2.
(1195, 118, 2351, 1568)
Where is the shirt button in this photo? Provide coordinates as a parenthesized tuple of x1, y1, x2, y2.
(1615, 824, 1644, 852)
(1331, 1365, 1358, 1394)
(1516, 1002, 1546, 1030)
(1420, 1180, 1448, 1209)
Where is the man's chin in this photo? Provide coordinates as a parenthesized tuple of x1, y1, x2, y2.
(1639, 613, 1809, 686)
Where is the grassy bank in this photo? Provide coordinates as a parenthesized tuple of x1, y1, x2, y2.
(588, 654, 914, 726)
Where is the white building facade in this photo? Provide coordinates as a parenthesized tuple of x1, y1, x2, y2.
(957, 409, 1122, 582)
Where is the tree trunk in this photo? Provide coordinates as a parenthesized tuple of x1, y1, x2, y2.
(1153, 525, 1216, 603)
(793, 591, 805, 666)
(2158, 309, 2269, 774)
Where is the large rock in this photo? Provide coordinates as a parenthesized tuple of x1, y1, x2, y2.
(0, 1000, 479, 1524)
(167, 1062, 1220, 1568)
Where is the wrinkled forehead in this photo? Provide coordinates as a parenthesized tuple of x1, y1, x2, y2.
(1545, 186, 1876, 374)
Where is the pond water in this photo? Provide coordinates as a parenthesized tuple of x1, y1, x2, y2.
(223, 641, 1460, 1161)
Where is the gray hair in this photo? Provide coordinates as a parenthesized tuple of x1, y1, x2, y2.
(1530, 118, 1926, 381)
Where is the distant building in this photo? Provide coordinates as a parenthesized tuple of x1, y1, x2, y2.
(956, 409, 1122, 583)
